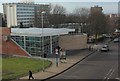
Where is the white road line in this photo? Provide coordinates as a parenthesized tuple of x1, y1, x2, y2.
(104, 69, 113, 79)
(107, 69, 114, 79)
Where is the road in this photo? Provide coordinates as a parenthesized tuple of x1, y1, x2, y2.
(49, 41, 119, 80)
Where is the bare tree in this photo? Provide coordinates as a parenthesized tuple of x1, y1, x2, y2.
(48, 4, 66, 27)
(65, 14, 76, 23)
(88, 11, 108, 42)
(52, 4, 66, 14)
(115, 17, 120, 30)
(73, 8, 90, 23)
(74, 8, 90, 17)
(106, 15, 116, 34)
(67, 8, 90, 33)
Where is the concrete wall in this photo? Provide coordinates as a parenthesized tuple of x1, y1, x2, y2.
(59, 34, 87, 50)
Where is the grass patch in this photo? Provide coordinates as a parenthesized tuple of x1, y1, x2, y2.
(2, 57, 51, 80)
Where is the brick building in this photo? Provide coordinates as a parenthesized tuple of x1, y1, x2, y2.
(0, 27, 31, 56)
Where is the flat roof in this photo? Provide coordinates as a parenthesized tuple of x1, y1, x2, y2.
(11, 28, 75, 37)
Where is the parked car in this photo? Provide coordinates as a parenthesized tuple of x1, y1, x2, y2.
(101, 45, 109, 52)
(113, 38, 119, 43)
(102, 34, 112, 38)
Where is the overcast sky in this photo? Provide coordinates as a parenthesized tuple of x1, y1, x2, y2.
(0, 0, 119, 14)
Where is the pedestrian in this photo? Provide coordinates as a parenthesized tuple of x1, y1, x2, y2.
(88, 45, 91, 51)
(60, 48, 63, 63)
(91, 45, 93, 51)
(29, 70, 34, 80)
(44, 53, 47, 58)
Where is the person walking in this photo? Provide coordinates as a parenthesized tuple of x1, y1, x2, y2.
(44, 53, 47, 58)
(29, 70, 34, 80)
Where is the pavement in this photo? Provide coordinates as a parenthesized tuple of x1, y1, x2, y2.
(20, 49, 96, 80)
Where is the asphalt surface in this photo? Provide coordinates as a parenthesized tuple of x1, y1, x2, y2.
(49, 41, 119, 80)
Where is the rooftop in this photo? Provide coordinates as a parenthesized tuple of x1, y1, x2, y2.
(11, 28, 75, 37)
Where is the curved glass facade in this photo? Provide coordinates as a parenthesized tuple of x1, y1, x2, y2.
(12, 35, 59, 56)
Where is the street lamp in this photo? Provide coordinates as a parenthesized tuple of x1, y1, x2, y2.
(41, 11, 46, 72)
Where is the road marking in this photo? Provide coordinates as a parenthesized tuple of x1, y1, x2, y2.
(103, 68, 115, 80)
(107, 69, 114, 79)
(104, 69, 113, 79)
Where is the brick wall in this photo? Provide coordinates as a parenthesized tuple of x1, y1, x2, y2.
(0, 27, 30, 57)
(1, 39, 30, 56)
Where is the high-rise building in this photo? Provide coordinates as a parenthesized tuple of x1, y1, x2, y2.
(3, 3, 36, 28)
(90, 5, 103, 13)
(3, 2, 50, 28)
(35, 4, 50, 28)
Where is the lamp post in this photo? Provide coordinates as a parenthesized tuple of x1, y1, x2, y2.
(41, 11, 46, 72)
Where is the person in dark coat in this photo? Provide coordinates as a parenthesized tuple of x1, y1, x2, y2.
(29, 70, 34, 80)
(44, 53, 47, 58)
